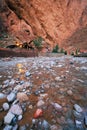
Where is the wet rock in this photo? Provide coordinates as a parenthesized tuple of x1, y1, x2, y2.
(3, 80, 9, 85)
(23, 81, 31, 87)
(3, 125, 13, 130)
(12, 99, 19, 105)
(75, 120, 84, 129)
(19, 125, 26, 130)
(85, 115, 87, 126)
(4, 112, 15, 124)
(9, 79, 15, 86)
(51, 125, 58, 130)
(9, 104, 23, 115)
(73, 110, 82, 119)
(28, 104, 33, 109)
(32, 118, 36, 125)
(37, 100, 45, 107)
(40, 93, 48, 99)
(14, 84, 23, 91)
(17, 92, 29, 103)
(34, 90, 40, 96)
(51, 102, 62, 111)
(7, 92, 16, 102)
(11, 116, 18, 125)
(12, 124, 18, 130)
(18, 115, 23, 121)
(25, 71, 31, 77)
(55, 77, 62, 82)
(41, 120, 51, 130)
(40, 89, 45, 93)
(20, 80, 25, 85)
(67, 90, 73, 96)
(74, 104, 83, 113)
(0, 93, 6, 99)
(3, 102, 9, 111)
(34, 109, 43, 118)
(21, 104, 26, 112)
(67, 119, 75, 126)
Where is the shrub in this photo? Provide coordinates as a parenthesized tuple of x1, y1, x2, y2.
(33, 36, 43, 50)
(64, 50, 67, 55)
(71, 52, 74, 56)
(60, 48, 65, 53)
(52, 44, 59, 53)
(75, 49, 80, 55)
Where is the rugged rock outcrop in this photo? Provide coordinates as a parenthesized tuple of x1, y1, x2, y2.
(0, 0, 87, 51)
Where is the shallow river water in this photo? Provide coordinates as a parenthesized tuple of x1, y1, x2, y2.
(0, 55, 87, 130)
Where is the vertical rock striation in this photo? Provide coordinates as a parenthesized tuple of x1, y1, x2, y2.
(0, 0, 87, 50)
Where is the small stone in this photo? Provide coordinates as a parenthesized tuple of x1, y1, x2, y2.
(19, 125, 26, 130)
(32, 119, 36, 125)
(0, 75, 2, 78)
(0, 93, 6, 99)
(73, 110, 82, 119)
(75, 120, 83, 128)
(12, 124, 18, 130)
(7, 92, 16, 102)
(34, 90, 40, 96)
(34, 109, 43, 118)
(18, 115, 23, 121)
(74, 104, 83, 113)
(23, 82, 31, 87)
(28, 105, 33, 109)
(14, 85, 23, 91)
(25, 71, 31, 77)
(3, 102, 9, 111)
(9, 104, 23, 115)
(51, 125, 58, 130)
(67, 90, 73, 95)
(55, 77, 62, 82)
(11, 116, 17, 126)
(3, 125, 13, 130)
(3, 80, 9, 85)
(40, 89, 45, 93)
(37, 100, 45, 107)
(9, 79, 15, 86)
(17, 92, 29, 103)
(4, 112, 15, 124)
(52, 102, 62, 111)
(41, 120, 51, 129)
(85, 116, 87, 125)
(20, 81, 24, 85)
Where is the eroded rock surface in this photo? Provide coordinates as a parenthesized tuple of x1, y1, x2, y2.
(0, 0, 87, 51)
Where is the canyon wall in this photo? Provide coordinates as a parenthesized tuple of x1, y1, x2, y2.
(0, 0, 87, 51)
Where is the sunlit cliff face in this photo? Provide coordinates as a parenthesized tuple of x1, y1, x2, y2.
(1, 0, 87, 51)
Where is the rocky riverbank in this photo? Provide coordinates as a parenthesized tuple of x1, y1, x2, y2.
(0, 55, 87, 130)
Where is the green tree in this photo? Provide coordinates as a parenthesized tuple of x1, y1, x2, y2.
(52, 44, 59, 53)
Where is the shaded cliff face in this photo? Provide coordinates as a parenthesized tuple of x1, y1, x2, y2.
(1, 0, 87, 51)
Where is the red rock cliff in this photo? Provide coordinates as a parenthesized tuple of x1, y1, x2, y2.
(0, 0, 87, 51)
